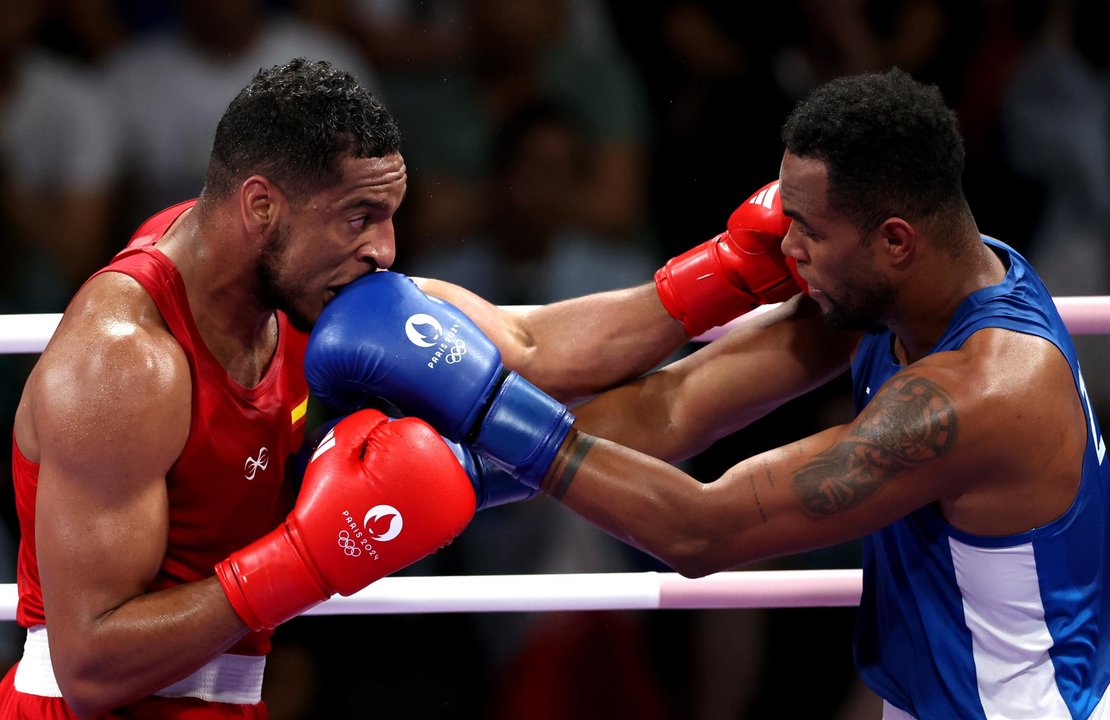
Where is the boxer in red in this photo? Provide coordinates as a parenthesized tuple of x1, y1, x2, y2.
(0, 59, 481, 718)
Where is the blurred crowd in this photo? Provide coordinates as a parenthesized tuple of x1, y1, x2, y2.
(2, 0, 1110, 717)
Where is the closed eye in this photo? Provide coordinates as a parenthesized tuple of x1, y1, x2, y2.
(796, 223, 819, 240)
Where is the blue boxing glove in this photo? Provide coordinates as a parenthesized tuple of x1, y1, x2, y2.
(305, 271, 573, 488)
(442, 438, 539, 510)
(286, 416, 344, 497)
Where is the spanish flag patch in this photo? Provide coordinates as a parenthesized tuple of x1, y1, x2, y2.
(291, 395, 309, 427)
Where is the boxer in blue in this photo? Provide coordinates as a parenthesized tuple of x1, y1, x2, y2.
(308, 69, 1110, 720)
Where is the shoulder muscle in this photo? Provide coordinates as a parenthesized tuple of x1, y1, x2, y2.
(27, 273, 191, 482)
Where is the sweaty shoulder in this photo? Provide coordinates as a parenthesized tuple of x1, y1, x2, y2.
(910, 327, 1084, 533)
(16, 272, 191, 470)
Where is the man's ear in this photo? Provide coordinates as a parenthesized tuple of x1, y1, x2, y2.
(878, 216, 916, 266)
(239, 175, 283, 236)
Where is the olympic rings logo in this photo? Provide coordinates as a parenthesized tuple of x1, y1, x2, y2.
(445, 340, 467, 364)
(338, 531, 362, 557)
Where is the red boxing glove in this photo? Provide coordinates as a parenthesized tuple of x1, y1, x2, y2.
(215, 409, 476, 631)
(654, 181, 807, 337)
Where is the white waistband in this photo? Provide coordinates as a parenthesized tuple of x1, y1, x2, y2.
(882, 700, 917, 720)
(13, 626, 265, 705)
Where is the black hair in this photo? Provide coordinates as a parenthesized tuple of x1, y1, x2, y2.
(782, 68, 969, 239)
(202, 58, 401, 204)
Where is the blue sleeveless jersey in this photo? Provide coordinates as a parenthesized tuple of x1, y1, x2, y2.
(851, 238, 1110, 719)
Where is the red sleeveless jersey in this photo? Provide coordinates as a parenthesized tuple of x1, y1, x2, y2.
(12, 200, 310, 656)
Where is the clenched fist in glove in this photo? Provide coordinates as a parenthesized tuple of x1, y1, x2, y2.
(215, 409, 476, 630)
(655, 180, 807, 337)
(304, 272, 574, 490)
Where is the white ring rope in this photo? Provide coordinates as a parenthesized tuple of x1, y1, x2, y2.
(0, 313, 63, 354)
(0, 570, 862, 620)
(0, 295, 1105, 616)
(694, 296, 1110, 342)
(3, 297, 1109, 353)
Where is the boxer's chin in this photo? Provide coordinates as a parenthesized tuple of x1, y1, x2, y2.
(820, 286, 891, 333)
(283, 304, 316, 334)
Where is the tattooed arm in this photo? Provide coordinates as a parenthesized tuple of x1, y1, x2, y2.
(791, 373, 958, 516)
(534, 329, 1082, 576)
(540, 370, 965, 576)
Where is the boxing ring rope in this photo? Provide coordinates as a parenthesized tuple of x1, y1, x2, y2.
(4, 296, 1110, 352)
(0, 294, 1106, 618)
(0, 313, 64, 354)
(0, 570, 860, 620)
(694, 295, 1110, 342)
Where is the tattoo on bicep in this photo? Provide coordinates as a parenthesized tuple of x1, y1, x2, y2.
(547, 435, 596, 501)
(793, 373, 958, 516)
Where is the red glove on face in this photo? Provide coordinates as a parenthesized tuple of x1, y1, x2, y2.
(215, 409, 476, 631)
(655, 181, 807, 337)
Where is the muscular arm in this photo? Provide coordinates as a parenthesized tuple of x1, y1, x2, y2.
(537, 332, 1081, 577)
(572, 295, 858, 460)
(416, 278, 687, 402)
(21, 276, 248, 717)
(540, 368, 965, 577)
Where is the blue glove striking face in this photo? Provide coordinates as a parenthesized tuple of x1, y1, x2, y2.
(306, 272, 504, 440)
(305, 271, 573, 488)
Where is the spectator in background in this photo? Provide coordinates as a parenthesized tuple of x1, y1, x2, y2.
(331, 0, 625, 115)
(1, 0, 120, 302)
(604, 3, 789, 259)
(406, 99, 656, 303)
(357, 0, 650, 255)
(1002, 0, 1110, 293)
(1000, 0, 1110, 415)
(333, 0, 469, 75)
(104, 0, 379, 229)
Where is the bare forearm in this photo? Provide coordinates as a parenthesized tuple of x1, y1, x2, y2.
(541, 401, 941, 582)
(517, 283, 687, 401)
(419, 278, 687, 402)
(572, 371, 694, 460)
(540, 431, 761, 577)
(575, 296, 856, 460)
(49, 578, 248, 717)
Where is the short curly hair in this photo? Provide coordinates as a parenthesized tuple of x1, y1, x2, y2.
(782, 68, 967, 238)
(203, 58, 401, 204)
